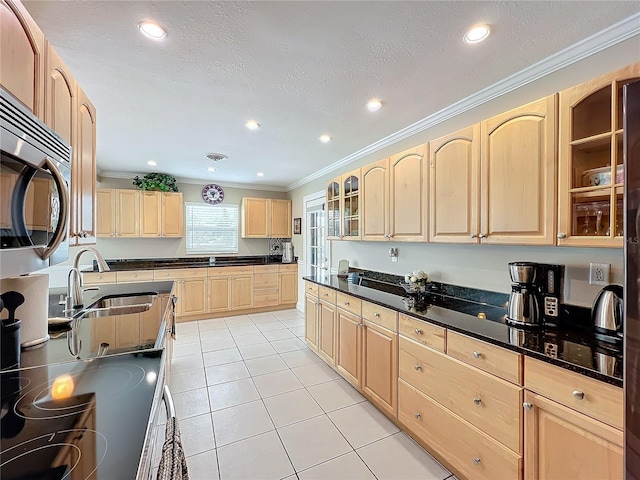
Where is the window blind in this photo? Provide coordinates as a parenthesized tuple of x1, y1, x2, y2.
(185, 203, 239, 254)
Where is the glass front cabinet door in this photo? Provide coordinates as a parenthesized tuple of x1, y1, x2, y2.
(341, 169, 361, 240)
(326, 179, 341, 240)
(558, 63, 640, 247)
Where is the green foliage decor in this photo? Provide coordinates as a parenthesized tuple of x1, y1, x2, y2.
(132, 173, 179, 192)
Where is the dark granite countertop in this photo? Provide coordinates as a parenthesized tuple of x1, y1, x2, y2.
(304, 275, 622, 387)
(3, 281, 174, 372)
(82, 255, 297, 272)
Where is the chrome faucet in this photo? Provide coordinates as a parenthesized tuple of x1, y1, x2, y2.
(65, 247, 110, 310)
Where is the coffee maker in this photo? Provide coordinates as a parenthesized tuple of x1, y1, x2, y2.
(507, 262, 564, 326)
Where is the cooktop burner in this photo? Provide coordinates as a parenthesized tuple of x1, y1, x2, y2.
(0, 350, 162, 480)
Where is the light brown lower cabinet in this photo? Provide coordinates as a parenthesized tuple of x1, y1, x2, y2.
(399, 379, 522, 480)
(231, 276, 253, 310)
(209, 276, 231, 312)
(336, 308, 361, 388)
(317, 300, 336, 365)
(361, 319, 398, 417)
(279, 272, 298, 305)
(178, 278, 208, 316)
(523, 390, 623, 480)
(304, 294, 319, 351)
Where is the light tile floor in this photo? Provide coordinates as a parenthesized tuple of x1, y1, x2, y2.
(165, 308, 454, 480)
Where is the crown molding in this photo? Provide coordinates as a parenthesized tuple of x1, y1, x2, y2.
(286, 12, 640, 192)
(98, 170, 287, 192)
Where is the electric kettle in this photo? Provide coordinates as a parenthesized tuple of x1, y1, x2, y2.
(591, 285, 623, 336)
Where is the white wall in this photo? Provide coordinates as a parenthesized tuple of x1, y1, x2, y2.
(288, 38, 638, 308)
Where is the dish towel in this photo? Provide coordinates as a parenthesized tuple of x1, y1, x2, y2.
(156, 417, 189, 480)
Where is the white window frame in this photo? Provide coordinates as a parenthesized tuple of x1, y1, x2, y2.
(185, 202, 239, 255)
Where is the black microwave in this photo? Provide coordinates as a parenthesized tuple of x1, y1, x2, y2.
(0, 87, 71, 279)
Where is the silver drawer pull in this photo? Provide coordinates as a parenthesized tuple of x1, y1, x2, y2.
(344, 301, 350, 306)
(324, 293, 329, 296)
(414, 412, 421, 419)
(473, 458, 481, 466)
(414, 328, 422, 334)
(473, 397, 482, 405)
(557, 233, 567, 239)
(374, 313, 380, 317)
(414, 364, 421, 371)
(572, 390, 585, 400)
(523, 402, 533, 410)
(472, 351, 482, 359)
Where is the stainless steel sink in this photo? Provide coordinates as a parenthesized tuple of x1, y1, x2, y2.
(82, 294, 156, 317)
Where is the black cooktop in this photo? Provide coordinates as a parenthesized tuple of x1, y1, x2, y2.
(0, 349, 162, 479)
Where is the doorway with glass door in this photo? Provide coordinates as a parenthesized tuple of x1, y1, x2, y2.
(305, 192, 328, 278)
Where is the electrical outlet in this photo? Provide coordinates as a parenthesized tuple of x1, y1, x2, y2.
(589, 263, 610, 285)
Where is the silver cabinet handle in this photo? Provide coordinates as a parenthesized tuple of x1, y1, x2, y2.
(414, 364, 421, 371)
(324, 293, 329, 296)
(344, 301, 350, 306)
(478, 233, 486, 239)
(414, 328, 422, 334)
(523, 402, 533, 410)
(473, 458, 481, 466)
(374, 313, 380, 317)
(572, 390, 585, 400)
(414, 412, 421, 419)
(557, 233, 567, 239)
(473, 397, 482, 405)
(472, 351, 482, 358)
(470, 233, 478, 239)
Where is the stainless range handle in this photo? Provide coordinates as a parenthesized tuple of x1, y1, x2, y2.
(163, 385, 176, 419)
(37, 157, 70, 260)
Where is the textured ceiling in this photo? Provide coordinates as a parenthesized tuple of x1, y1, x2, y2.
(23, 1, 639, 189)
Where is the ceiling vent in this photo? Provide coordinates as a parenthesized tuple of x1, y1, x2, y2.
(205, 153, 228, 162)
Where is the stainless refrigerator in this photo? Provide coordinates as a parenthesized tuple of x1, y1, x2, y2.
(625, 79, 640, 477)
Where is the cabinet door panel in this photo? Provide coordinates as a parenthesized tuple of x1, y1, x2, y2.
(231, 276, 253, 310)
(140, 191, 161, 237)
(524, 391, 622, 480)
(318, 301, 336, 365)
(161, 192, 183, 237)
(362, 320, 397, 416)
(390, 145, 427, 242)
(116, 190, 140, 237)
(74, 87, 97, 245)
(242, 198, 269, 238)
(209, 277, 231, 312)
(279, 272, 297, 305)
(44, 44, 74, 143)
(115, 313, 140, 348)
(304, 294, 319, 351)
(429, 125, 480, 243)
(0, 0, 44, 116)
(140, 296, 161, 343)
(270, 199, 292, 237)
(181, 278, 207, 316)
(96, 188, 115, 237)
(361, 159, 389, 241)
(480, 95, 557, 245)
(336, 309, 361, 388)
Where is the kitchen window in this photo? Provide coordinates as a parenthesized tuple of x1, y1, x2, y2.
(185, 203, 238, 254)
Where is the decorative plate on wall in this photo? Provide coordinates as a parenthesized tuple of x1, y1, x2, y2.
(202, 184, 224, 204)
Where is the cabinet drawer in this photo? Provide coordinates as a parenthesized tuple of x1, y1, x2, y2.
(208, 266, 254, 277)
(525, 356, 622, 429)
(304, 281, 319, 296)
(253, 289, 279, 307)
(362, 301, 397, 331)
(116, 270, 154, 283)
(254, 265, 279, 273)
(254, 273, 279, 289)
(279, 264, 298, 272)
(318, 286, 336, 304)
(447, 331, 522, 385)
(82, 271, 117, 285)
(399, 314, 445, 353)
(336, 292, 361, 316)
(178, 268, 208, 278)
(398, 380, 522, 480)
(153, 269, 175, 280)
(400, 337, 522, 453)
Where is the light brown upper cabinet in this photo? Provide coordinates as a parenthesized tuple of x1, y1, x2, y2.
(362, 145, 427, 242)
(72, 86, 97, 245)
(429, 125, 481, 243)
(480, 95, 558, 245)
(96, 188, 116, 237)
(160, 192, 183, 237)
(140, 191, 162, 237)
(97, 188, 139, 238)
(44, 43, 74, 145)
(241, 198, 292, 238)
(0, 0, 45, 117)
(557, 62, 640, 247)
(326, 168, 361, 240)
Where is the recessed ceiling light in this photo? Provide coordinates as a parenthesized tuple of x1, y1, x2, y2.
(245, 120, 260, 130)
(207, 167, 216, 172)
(319, 134, 332, 143)
(464, 24, 491, 44)
(257, 172, 265, 177)
(147, 160, 157, 166)
(366, 99, 382, 111)
(138, 21, 167, 40)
